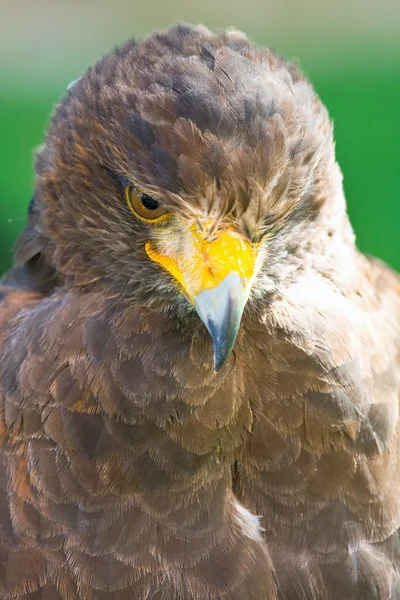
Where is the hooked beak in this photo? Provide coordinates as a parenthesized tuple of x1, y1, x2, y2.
(145, 227, 258, 370)
(194, 272, 246, 370)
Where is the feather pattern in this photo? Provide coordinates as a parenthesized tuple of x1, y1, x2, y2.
(0, 23, 399, 600)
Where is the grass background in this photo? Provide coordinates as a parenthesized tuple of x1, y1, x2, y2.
(0, 0, 399, 275)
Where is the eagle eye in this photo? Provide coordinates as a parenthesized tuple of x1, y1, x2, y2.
(126, 186, 170, 223)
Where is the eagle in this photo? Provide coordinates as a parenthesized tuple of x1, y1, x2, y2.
(0, 23, 399, 600)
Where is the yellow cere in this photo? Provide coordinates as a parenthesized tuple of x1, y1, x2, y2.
(145, 226, 258, 301)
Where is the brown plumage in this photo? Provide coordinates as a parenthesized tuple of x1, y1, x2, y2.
(0, 23, 399, 600)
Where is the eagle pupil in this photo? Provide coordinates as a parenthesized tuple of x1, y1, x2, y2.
(141, 194, 159, 210)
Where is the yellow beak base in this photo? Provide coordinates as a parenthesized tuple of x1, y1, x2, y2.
(145, 227, 257, 369)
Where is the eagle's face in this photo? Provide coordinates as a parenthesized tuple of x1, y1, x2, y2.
(34, 25, 337, 369)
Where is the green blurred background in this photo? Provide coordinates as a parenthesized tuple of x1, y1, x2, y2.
(0, 0, 399, 275)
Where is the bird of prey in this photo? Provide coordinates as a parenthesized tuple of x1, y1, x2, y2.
(0, 23, 399, 600)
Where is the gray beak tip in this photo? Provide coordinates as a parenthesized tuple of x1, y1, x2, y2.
(194, 272, 246, 371)
(213, 352, 229, 372)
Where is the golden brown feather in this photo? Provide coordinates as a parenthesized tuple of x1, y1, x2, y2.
(0, 23, 399, 600)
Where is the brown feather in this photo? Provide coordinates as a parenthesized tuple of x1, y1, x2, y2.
(0, 22, 399, 600)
